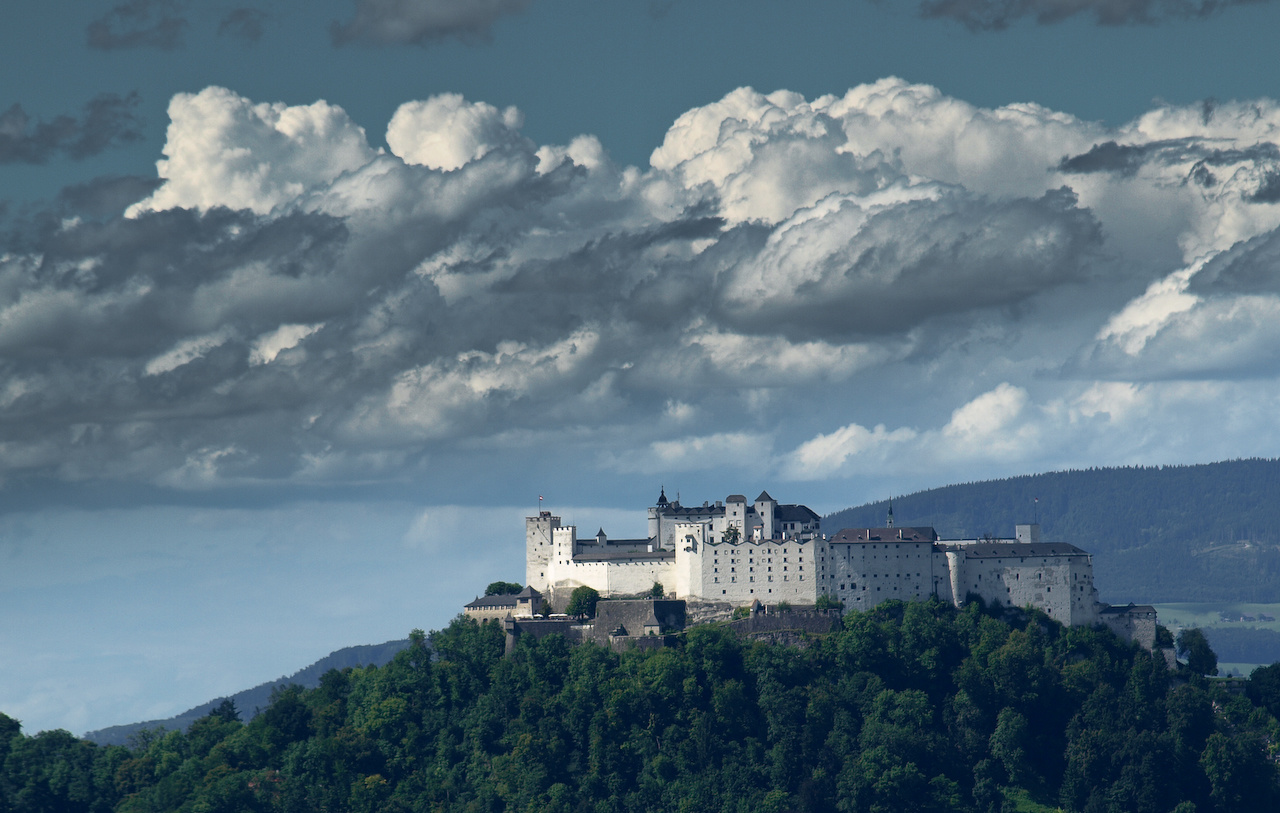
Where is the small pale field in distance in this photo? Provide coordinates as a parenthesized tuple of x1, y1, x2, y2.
(1150, 602, 1280, 631)
(1151, 602, 1280, 676)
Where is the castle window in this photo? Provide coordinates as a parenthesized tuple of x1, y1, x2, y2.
(750, 576, 755, 582)
(731, 577, 736, 582)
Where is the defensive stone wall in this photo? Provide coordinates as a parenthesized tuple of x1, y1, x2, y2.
(581, 599, 686, 645)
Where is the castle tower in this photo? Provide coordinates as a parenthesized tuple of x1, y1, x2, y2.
(648, 487, 669, 547)
(754, 490, 777, 540)
(526, 511, 560, 593)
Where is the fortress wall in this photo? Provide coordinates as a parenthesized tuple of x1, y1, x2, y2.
(821, 540, 935, 612)
(965, 556, 1073, 624)
(1067, 557, 1100, 625)
(600, 558, 675, 596)
(691, 538, 817, 604)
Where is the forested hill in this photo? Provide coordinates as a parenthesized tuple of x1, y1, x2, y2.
(823, 458, 1280, 604)
(5, 610, 1279, 813)
(82, 639, 409, 746)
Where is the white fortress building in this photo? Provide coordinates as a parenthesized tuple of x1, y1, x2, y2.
(525, 490, 1155, 644)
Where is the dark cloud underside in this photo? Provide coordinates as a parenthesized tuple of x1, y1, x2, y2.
(217, 8, 268, 44)
(330, 0, 531, 46)
(918, 0, 1267, 30)
(87, 0, 187, 51)
(0, 93, 144, 165)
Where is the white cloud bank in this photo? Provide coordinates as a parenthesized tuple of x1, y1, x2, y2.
(9, 79, 1280, 496)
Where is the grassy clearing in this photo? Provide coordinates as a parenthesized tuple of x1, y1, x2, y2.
(1003, 787, 1064, 812)
(1150, 602, 1280, 631)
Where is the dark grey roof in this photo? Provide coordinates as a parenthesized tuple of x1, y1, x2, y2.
(573, 549, 675, 562)
(465, 595, 518, 609)
(644, 611, 661, 626)
(656, 503, 726, 518)
(578, 537, 650, 549)
(776, 504, 820, 523)
(1099, 603, 1157, 615)
(726, 494, 746, 502)
(755, 490, 774, 503)
(831, 527, 939, 543)
(515, 586, 542, 599)
(954, 542, 1087, 558)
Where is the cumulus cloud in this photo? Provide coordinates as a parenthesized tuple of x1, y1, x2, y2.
(87, 0, 187, 51)
(10, 81, 1280, 493)
(330, 0, 531, 46)
(917, 0, 1265, 31)
(129, 87, 376, 216)
(386, 94, 526, 171)
(714, 186, 1102, 339)
(0, 94, 144, 164)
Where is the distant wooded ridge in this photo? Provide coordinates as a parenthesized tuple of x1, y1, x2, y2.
(824, 458, 1280, 604)
(82, 639, 409, 745)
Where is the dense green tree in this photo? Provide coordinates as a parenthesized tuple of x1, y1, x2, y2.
(1246, 661, 1280, 719)
(1177, 628, 1219, 676)
(566, 585, 600, 618)
(485, 581, 523, 596)
(815, 594, 844, 611)
(6, 600, 1280, 813)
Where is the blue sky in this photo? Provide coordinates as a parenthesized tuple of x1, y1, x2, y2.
(6, 0, 1280, 735)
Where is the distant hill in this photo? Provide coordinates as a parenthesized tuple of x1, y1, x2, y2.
(824, 458, 1280, 604)
(83, 638, 409, 745)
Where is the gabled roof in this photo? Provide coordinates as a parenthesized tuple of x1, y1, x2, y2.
(643, 611, 660, 627)
(515, 586, 542, 599)
(465, 595, 518, 608)
(776, 504, 820, 523)
(755, 490, 774, 503)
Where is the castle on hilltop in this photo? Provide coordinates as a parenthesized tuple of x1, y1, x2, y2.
(516, 489, 1156, 647)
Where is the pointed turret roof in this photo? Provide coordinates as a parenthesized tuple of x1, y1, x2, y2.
(755, 490, 774, 503)
(656, 487, 669, 506)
